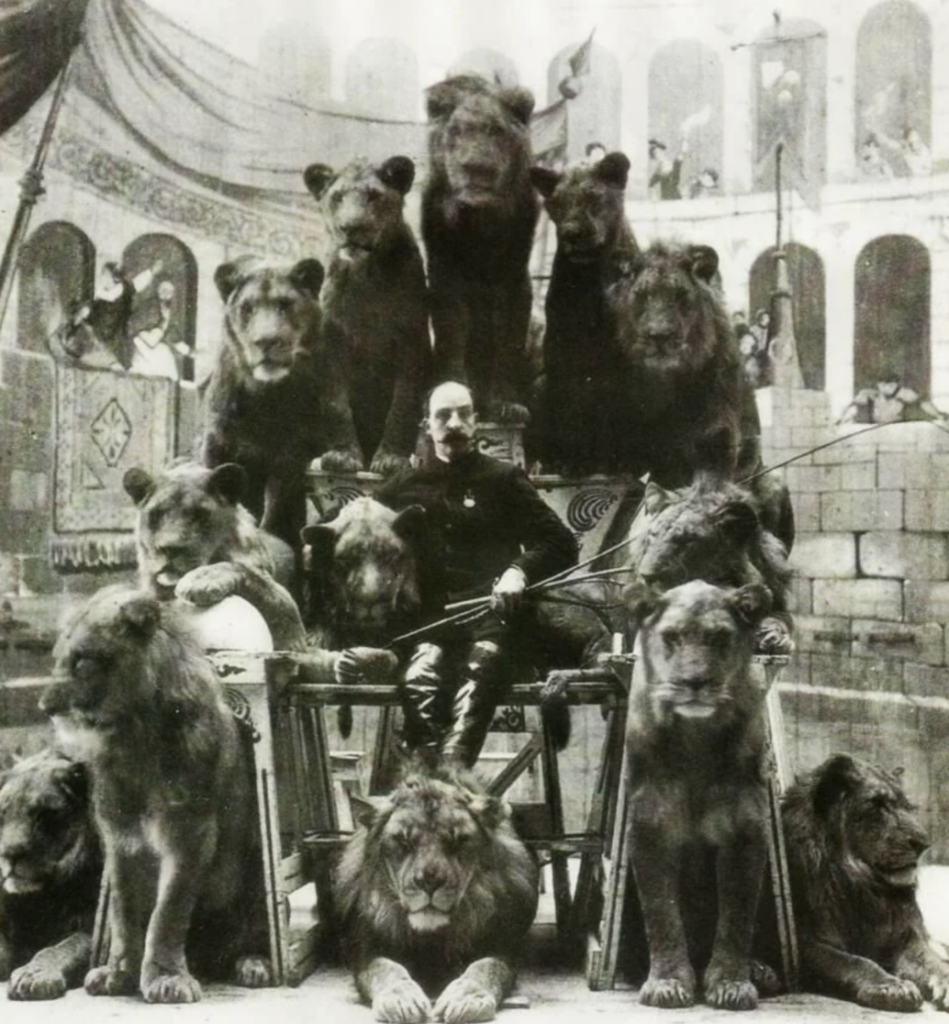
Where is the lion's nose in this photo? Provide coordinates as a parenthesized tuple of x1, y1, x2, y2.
(413, 864, 445, 894)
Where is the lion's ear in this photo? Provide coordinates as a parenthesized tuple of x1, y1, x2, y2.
(393, 505, 426, 543)
(689, 244, 719, 284)
(811, 753, 862, 817)
(379, 156, 415, 196)
(623, 578, 663, 624)
(499, 86, 535, 126)
(300, 523, 338, 564)
(594, 152, 631, 190)
(123, 467, 155, 506)
(119, 594, 161, 639)
(289, 258, 325, 298)
(350, 793, 389, 830)
(642, 480, 676, 515)
(468, 793, 510, 831)
(209, 463, 247, 506)
(530, 167, 562, 199)
(303, 163, 336, 200)
(214, 258, 252, 302)
(426, 79, 465, 120)
(728, 583, 772, 625)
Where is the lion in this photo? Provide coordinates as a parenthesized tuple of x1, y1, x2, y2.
(200, 254, 362, 550)
(623, 578, 775, 1010)
(624, 476, 794, 655)
(529, 151, 641, 474)
(0, 749, 101, 1001)
(782, 753, 949, 1012)
(39, 586, 273, 1003)
(608, 241, 762, 487)
(303, 156, 431, 475)
(123, 459, 308, 653)
(335, 767, 539, 1023)
(423, 74, 539, 424)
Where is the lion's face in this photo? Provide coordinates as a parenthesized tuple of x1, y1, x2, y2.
(612, 242, 723, 376)
(427, 77, 534, 211)
(123, 462, 253, 598)
(302, 498, 424, 642)
(304, 157, 414, 263)
(631, 579, 771, 720)
(0, 749, 97, 896)
(808, 755, 931, 891)
(530, 153, 631, 263)
(41, 587, 162, 753)
(214, 257, 324, 384)
(631, 479, 763, 590)
(338, 771, 539, 942)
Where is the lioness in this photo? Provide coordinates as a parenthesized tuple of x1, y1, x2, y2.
(40, 586, 271, 1002)
(336, 768, 538, 1023)
(625, 579, 774, 1010)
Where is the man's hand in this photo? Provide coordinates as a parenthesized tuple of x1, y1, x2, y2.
(491, 565, 527, 621)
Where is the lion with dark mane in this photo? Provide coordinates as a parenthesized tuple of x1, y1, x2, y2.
(782, 753, 949, 1012)
(624, 579, 776, 1010)
(624, 476, 794, 654)
(40, 586, 272, 1003)
(0, 749, 101, 1001)
(335, 768, 538, 1023)
(609, 241, 762, 487)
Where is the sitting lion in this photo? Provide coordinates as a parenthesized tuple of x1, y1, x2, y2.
(40, 586, 272, 1003)
(335, 767, 538, 1023)
(624, 476, 794, 655)
(782, 753, 949, 1012)
(0, 749, 101, 1001)
(624, 579, 776, 1010)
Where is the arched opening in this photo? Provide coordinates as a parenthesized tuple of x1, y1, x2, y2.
(122, 234, 198, 382)
(18, 221, 95, 356)
(647, 39, 723, 200)
(547, 42, 622, 166)
(854, 235, 930, 395)
(449, 49, 519, 89)
(855, 1, 931, 178)
(346, 38, 420, 120)
(749, 242, 826, 390)
(752, 17, 826, 198)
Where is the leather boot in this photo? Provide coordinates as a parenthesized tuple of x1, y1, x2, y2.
(441, 641, 508, 769)
(399, 642, 445, 757)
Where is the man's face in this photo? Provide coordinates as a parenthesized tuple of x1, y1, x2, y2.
(427, 383, 476, 461)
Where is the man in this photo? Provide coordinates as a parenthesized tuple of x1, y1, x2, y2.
(377, 381, 578, 767)
(648, 138, 684, 201)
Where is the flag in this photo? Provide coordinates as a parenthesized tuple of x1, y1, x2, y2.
(530, 99, 568, 164)
(568, 29, 596, 78)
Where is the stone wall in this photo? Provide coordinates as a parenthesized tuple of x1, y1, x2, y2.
(762, 385, 949, 858)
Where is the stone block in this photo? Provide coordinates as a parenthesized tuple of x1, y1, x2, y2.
(784, 463, 840, 494)
(813, 578, 903, 621)
(792, 492, 821, 533)
(877, 452, 931, 490)
(859, 532, 949, 580)
(790, 532, 856, 579)
(9, 469, 47, 512)
(903, 663, 949, 700)
(905, 580, 949, 623)
(808, 650, 900, 691)
(852, 618, 944, 667)
(905, 490, 949, 532)
(840, 460, 876, 491)
(789, 576, 812, 615)
(821, 490, 903, 531)
(793, 614, 853, 654)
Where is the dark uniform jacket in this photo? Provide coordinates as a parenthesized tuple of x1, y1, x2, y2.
(377, 449, 578, 621)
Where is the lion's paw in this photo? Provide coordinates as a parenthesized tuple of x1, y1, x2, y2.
(434, 977, 497, 1023)
(142, 969, 202, 1004)
(336, 648, 400, 685)
(754, 617, 794, 655)
(84, 964, 138, 996)
(486, 401, 530, 427)
(705, 979, 759, 1011)
(370, 450, 411, 477)
(8, 963, 67, 1001)
(856, 978, 922, 1012)
(176, 562, 242, 606)
(235, 955, 273, 988)
(540, 670, 572, 704)
(639, 977, 695, 1009)
(321, 449, 364, 475)
(749, 960, 782, 999)
(372, 978, 432, 1023)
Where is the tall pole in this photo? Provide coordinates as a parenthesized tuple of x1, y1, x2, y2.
(0, 36, 81, 339)
(770, 142, 804, 389)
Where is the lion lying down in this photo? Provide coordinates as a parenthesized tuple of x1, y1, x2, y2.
(783, 753, 949, 1012)
(335, 768, 539, 1023)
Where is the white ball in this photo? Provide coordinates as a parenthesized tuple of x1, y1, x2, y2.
(176, 595, 274, 653)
